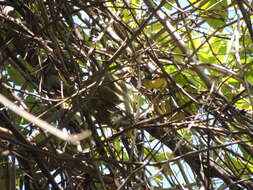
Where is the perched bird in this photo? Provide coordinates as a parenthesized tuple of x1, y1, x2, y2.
(140, 66, 167, 89)
(142, 75, 167, 89)
(43, 66, 61, 92)
(42, 58, 61, 93)
(42, 58, 73, 96)
(86, 71, 135, 128)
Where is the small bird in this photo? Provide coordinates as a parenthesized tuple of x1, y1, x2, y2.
(142, 75, 167, 89)
(140, 66, 167, 89)
(43, 64, 61, 92)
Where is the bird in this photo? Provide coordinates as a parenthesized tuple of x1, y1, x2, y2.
(140, 66, 167, 89)
(142, 75, 167, 89)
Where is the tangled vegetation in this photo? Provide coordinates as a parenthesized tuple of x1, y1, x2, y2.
(0, 0, 253, 189)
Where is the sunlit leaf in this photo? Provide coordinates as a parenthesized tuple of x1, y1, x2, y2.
(245, 68, 253, 85)
(7, 66, 26, 86)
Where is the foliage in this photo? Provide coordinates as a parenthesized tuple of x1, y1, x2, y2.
(0, 0, 253, 189)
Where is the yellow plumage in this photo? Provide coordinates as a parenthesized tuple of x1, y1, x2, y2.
(142, 77, 167, 89)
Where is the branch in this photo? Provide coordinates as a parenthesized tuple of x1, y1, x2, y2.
(146, 127, 253, 190)
(0, 94, 91, 145)
(143, 0, 213, 89)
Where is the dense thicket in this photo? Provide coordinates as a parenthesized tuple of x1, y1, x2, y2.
(0, 0, 253, 189)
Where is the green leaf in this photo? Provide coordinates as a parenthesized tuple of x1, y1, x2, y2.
(121, 9, 131, 22)
(235, 98, 252, 111)
(165, 65, 177, 74)
(153, 174, 163, 184)
(7, 66, 26, 86)
(226, 78, 240, 88)
(163, 1, 175, 10)
(189, 0, 228, 30)
(245, 68, 253, 85)
(196, 36, 228, 63)
(145, 22, 163, 37)
(220, 85, 234, 99)
(132, 0, 140, 5)
(204, 0, 228, 30)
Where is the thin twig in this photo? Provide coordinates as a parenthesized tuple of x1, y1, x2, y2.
(0, 94, 91, 144)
